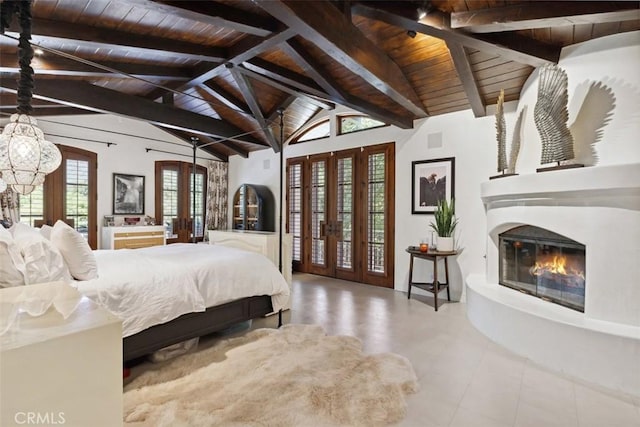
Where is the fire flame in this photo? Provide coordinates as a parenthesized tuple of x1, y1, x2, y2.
(529, 255, 585, 280)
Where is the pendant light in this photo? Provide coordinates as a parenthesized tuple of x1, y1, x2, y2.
(0, 0, 61, 195)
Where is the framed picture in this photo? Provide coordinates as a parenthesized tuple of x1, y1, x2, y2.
(113, 173, 145, 215)
(411, 157, 455, 214)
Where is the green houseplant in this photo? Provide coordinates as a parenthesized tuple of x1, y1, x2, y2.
(430, 198, 458, 252)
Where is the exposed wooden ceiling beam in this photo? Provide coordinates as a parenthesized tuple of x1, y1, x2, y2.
(6, 18, 226, 63)
(451, 2, 640, 33)
(184, 28, 297, 90)
(235, 65, 335, 110)
(128, 0, 278, 37)
(154, 127, 233, 162)
(243, 58, 328, 99)
(209, 138, 250, 158)
(351, 3, 561, 67)
(0, 79, 264, 145)
(446, 43, 485, 117)
(266, 95, 297, 123)
(0, 54, 192, 80)
(256, 0, 427, 117)
(196, 83, 251, 115)
(229, 66, 280, 152)
(281, 40, 414, 128)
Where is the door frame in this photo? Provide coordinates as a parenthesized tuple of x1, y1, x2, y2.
(286, 142, 395, 287)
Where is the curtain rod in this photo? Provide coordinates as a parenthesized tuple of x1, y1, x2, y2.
(145, 147, 224, 162)
(45, 133, 117, 147)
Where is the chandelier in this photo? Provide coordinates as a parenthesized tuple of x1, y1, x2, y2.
(0, 0, 61, 195)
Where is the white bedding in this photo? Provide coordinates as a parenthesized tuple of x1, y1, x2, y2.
(74, 243, 290, 337)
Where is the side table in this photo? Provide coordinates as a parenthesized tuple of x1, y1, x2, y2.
(406, 247, 457, 311)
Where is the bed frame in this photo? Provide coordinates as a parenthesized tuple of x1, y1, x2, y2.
(123, 295, 281, 362)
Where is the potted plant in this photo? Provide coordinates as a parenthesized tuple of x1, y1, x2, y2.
(430, 198, 458, 252)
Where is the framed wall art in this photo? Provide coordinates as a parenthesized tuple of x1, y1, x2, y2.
(411, 157, 455, 214)
(113, 173, 145, 215)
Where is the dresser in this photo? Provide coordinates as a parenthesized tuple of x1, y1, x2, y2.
(208, 230, 293, 309)
(101, 225, 166, 250)
(0, 282, 122, 427)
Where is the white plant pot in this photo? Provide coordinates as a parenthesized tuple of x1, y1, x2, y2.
(437, 236, 454, 252)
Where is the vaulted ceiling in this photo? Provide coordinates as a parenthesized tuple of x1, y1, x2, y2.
(0, 0, 638, 160)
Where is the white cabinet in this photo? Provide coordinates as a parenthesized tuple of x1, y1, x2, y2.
(101, 225, 166, 250)
(208, 230, 293, 309)
(0, 282, 122, 427)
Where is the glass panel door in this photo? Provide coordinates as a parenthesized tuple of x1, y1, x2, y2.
(287, 161, 303, 267)
(309, 156, 330, 275)
(286, 143, 394, 287)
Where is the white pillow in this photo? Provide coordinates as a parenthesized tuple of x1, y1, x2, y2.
(50, 220, 98, 280)
(11, 222, 72, 285)
(40, 224, 53, 240)
(0, 226, 26, 287)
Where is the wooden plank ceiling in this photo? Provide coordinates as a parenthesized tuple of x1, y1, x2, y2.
(0, 0, 638, 160)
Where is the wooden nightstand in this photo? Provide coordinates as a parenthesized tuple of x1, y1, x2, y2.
(406, 247, 458, 311)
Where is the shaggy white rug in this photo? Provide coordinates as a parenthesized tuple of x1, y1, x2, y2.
(124, 324, 418, 426)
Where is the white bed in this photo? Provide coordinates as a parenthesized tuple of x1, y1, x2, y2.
(74, 243, 290, 338)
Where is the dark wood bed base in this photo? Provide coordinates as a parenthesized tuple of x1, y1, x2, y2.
(123, 295, 277, 362)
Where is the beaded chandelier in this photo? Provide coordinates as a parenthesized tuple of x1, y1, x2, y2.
(0, 0, 61, 195)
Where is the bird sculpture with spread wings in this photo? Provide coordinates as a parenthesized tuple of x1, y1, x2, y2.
(534, 64, 575, 165)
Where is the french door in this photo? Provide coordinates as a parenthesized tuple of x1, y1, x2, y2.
(287, 142, 395, 287)
(19, 144, 98, 249)
(155, 161, 207, 244)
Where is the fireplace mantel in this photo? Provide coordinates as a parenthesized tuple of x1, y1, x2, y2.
(481, 163, 640, 209)
(467, 163, 640, 398)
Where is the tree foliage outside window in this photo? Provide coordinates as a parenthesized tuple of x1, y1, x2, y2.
(339, 115, 386, 135)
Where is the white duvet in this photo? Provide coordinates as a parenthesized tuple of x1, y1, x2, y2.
(74, 244, 290, 337)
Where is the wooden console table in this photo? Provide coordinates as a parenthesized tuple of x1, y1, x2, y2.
(406, 247, 457, 311)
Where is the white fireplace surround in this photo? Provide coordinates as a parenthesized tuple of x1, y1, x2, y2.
(466, 163, 640, 398)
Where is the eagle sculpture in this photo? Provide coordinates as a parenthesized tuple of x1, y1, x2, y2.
(534, 64, 575, 165)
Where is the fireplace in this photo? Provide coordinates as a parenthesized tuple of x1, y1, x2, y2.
(499, 225, 586, 312)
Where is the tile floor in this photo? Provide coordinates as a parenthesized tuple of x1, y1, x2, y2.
(247, 273, 640, 427)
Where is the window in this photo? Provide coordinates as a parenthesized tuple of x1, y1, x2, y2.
(338, 115, 386, 135)
(293, 119, 330, 143)
(65, 159, 90, 239)
(287, 162, 303, 264)
(155, 161, 207, 243)
(18, 145, 97, 248)
(19, 186, 44, 227)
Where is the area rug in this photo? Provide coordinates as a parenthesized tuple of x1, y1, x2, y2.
(123, 324, 418, 426)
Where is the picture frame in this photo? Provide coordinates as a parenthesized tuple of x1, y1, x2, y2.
(411, 157, 455, 214)
(113, 173, 145, 215)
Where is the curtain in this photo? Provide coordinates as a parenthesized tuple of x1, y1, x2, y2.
(0, 187, 20, 227)
(205, 160, 228, 235)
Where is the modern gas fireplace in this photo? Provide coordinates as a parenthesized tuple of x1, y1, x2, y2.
(499, 226, 586, 312)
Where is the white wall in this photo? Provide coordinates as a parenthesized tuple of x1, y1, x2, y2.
(229, 31, 640, 297)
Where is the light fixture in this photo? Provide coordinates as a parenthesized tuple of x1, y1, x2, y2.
(0, 0, 61, 195)
(417, 1, 430, 20)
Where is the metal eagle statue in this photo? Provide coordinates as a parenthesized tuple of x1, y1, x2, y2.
(534, 64, 575, 165)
